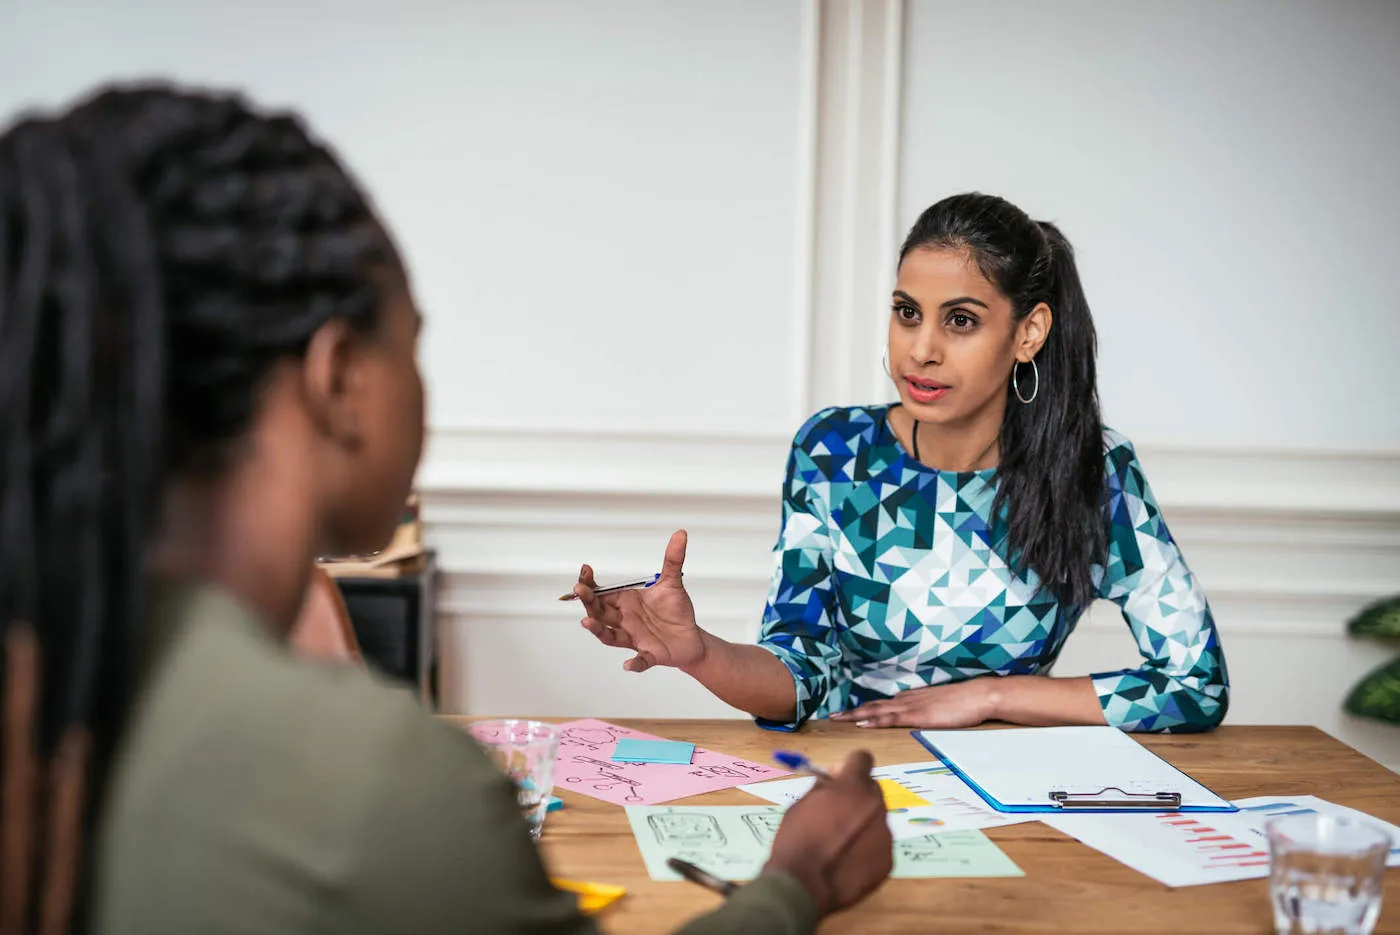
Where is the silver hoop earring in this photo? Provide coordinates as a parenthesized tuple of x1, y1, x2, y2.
(881, 348, 892, 379)
(1013, 359, 1039, 404)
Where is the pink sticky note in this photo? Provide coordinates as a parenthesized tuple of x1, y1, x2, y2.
(551, 718, 789, 806)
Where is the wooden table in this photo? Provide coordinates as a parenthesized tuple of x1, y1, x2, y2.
(446, 718, 1400, 933)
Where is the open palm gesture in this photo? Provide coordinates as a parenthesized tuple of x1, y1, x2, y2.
(574, 530, 705, 673)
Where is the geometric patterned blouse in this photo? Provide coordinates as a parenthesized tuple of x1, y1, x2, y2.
(755, 404, 1229, 733)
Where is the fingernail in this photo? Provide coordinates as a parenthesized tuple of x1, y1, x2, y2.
(856, 720, 871, 728)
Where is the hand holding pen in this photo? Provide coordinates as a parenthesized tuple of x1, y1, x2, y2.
(763, 749, 892, 914)
(773, 750, 833, 780)
(667, 750, 892, 917)
(667, 753, 832, 898)
(571, 530, 707, 673)
(558, 572, 669, 602)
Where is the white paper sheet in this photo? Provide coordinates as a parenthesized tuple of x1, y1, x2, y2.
(739, 760, 1034, 838)
(1042, 810, 1269, 887)
(916, 726, 1233, 810)
(1232, 796, 1400, 867)
(1043, 795, 1400, 888)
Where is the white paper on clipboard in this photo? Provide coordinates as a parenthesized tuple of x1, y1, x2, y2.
(915, 726, 1234, 812)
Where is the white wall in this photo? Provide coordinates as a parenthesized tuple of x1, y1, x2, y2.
(0, 0, 808, 438)
(4, 1, 1398, 771)
(900, 0, 1400, 450)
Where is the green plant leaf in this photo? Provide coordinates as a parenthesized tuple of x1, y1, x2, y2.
(1344, 654, 1400, 724)
(1347, 595, 1400, 640)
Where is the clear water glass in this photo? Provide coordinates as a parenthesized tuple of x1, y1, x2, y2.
(468, 719, 559, 841)
(1268, 812, 1390, 935)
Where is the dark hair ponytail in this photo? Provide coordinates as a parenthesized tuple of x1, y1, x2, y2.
(899, 193, 1105, 607)
(0, 84, 392, 932)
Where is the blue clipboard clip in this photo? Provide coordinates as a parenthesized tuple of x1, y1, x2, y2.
(1049, 787, 1182, 810)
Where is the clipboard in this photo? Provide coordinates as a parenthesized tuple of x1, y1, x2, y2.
(912, 726, 1238, 814)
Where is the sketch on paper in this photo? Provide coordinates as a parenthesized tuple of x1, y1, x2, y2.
(897, 835, 949, 863)
(670, 849, 756, 873)
(742, 811, 783, 846)
(688, 761, 770, 781)
(558, 724, 629, 752)
(648, 812, 727, 847)
(627, 806, 785, 882)
(565, 756, 645, 803)
(627, 807, 1024, 883)
(550, 718, 789, 806)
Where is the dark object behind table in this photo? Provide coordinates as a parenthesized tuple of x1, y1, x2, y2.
(334, 550, 438, 707)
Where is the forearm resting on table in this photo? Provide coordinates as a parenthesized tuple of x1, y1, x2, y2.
(681, 632, 797, 722)
(984, 674, 1106, 726)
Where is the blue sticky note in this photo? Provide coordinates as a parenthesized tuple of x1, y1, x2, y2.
(611, 739, 696, 765)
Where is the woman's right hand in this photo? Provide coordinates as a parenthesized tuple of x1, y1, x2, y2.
(574, 530, 707, 673)
(764, 750, 894, 915)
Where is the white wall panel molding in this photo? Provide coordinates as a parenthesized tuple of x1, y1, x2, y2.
(421, 425, 1400, 517)
(805, 0, 907, 413)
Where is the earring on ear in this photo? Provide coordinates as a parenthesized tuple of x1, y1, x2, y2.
(1012, 358, 1039, 404)
(881, 348, 892, 379)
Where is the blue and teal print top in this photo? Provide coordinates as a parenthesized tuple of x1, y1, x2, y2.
(756, 405, 1229, 733)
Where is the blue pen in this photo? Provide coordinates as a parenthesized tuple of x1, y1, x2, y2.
(558, 572, 679, 601)
(773, 750, 833, 780)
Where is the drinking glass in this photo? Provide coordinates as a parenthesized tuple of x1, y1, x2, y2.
(1268, 811, 1390, 935)
(468, 719, 560, 841)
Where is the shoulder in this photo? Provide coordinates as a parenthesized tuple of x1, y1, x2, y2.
(789, 404, 891, 453)
(1097, 427, 1171, 542)
(1099, 426, 1150, 488)
(1100, 425, 1136, 458)
(202, 622, 492, 807)
(99, 596, 495, 887)
(94, 592, 508, 929)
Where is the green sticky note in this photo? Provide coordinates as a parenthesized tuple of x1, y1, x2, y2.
(625, 807, 1022, 882)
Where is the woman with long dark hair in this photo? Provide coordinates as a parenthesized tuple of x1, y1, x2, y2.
(577, 192, 1229, 734)
(0, 84, 893, 934)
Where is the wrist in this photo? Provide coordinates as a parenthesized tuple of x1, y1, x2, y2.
(979, 674, 1006, 723)
(761, 858, 831, 916)
(679, 627, 720, 676)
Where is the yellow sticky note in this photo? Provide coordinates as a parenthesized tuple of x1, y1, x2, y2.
(551, 878, 626, 915)
(877, 778, 930, 810)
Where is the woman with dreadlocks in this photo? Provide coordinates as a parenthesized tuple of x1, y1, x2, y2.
(0, 84, 892, 935)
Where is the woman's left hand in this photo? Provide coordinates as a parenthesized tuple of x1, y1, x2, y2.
(830, 680, 996, 729)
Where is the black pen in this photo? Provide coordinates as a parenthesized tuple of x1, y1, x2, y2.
(667, 857, 739, 897)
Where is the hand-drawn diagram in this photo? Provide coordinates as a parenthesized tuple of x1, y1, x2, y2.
(647, 812, 727, 847)
(896, 835, 946, 862)
(688, 761, 773, 781)
(669, 849, 756, 873)
(628, 807, 1023, 883)
(551, 718, 789, 806)
(896, 831, 979, 866)
(627, 806, 788, 882)
(558, 724, 630, 752)
(742, 811, 783, 846)
(565, 755, 645, 803)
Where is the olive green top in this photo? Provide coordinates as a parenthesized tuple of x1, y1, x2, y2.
(90, 581, 818, 934)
